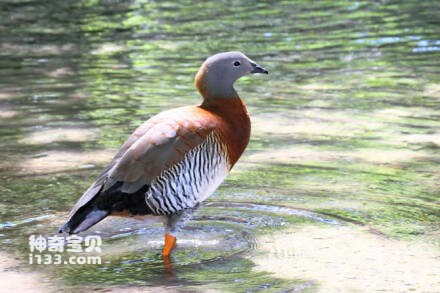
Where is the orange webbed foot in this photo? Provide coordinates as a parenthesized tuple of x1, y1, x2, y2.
(162, 233, 176, 257)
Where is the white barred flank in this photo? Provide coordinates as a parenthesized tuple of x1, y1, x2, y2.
(145, 132, 230, 215)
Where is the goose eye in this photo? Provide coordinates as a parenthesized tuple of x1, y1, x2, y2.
(233, 61, 241, 67)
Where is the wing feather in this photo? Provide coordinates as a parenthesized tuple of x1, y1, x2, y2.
(65, 106, 219, 220)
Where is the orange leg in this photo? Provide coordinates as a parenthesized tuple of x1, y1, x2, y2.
(162, 233, 177, 256)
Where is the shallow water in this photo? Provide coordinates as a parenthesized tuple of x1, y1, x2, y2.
(0, 0, 439, 292)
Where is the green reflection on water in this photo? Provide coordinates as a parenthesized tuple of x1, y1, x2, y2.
(0, 0, 439, 291)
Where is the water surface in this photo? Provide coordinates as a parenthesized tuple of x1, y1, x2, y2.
(1, 0, 439, 292)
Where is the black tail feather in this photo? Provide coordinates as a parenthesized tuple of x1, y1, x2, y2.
(59, 207, 108, 234)
(59, 182, 152, 234)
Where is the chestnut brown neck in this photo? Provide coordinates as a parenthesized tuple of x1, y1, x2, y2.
(200, 97, 251, 166)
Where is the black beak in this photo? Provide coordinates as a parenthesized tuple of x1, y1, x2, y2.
(251, 62, 269, 74)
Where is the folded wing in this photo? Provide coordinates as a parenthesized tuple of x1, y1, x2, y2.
(64, 106, 220, 223)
